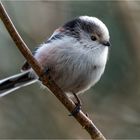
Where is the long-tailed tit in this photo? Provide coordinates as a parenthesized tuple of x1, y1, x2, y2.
(0, 16, 110, 112)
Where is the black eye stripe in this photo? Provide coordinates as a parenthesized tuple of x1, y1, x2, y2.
(63, 17, 97, 34)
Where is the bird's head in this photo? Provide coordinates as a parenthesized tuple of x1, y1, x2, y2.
(63, 16, 110, 50)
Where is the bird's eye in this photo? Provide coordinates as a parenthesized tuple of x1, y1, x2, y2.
(91, 35, 97, 41)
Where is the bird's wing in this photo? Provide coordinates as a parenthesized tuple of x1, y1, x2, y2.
(21, 27, 65, 71)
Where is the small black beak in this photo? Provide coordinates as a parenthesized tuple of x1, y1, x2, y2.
(102, 41, 111, 47)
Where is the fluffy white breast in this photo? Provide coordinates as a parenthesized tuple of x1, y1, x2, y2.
(34, 30, 109, 94)
(92, 46, 108, 67)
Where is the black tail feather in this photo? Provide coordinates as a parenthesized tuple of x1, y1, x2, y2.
(0, 72, 37, 97)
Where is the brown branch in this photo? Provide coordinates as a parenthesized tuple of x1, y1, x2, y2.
(0, 2, 106, 140)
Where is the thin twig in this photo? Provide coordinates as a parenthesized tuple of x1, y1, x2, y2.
(0, 2, 106, 139)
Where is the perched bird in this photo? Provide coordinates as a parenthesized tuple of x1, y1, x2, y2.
(0, 16, 110, 113)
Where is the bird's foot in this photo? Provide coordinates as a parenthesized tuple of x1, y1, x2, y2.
(38, 68, 50, 81)
(69, 93, 82, 116)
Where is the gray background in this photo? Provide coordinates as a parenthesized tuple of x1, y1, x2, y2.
(0, 1, 140, 139)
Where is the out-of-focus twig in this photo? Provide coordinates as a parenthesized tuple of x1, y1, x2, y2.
(117, 1, 140, 62)
(0, 2, 106, 139)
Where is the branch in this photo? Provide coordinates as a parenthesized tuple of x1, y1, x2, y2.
(0, 2, 106, 139)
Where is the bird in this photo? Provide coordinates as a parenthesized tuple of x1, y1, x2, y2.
(0, 16, 110, 114)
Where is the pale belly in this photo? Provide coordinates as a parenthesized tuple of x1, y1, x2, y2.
(35, 42, 108, 94)
(49, 59, 105, 94)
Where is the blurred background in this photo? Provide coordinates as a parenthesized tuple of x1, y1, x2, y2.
(0, 1, 140, 139)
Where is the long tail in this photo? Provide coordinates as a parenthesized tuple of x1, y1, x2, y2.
(0, 72, 37, 97)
